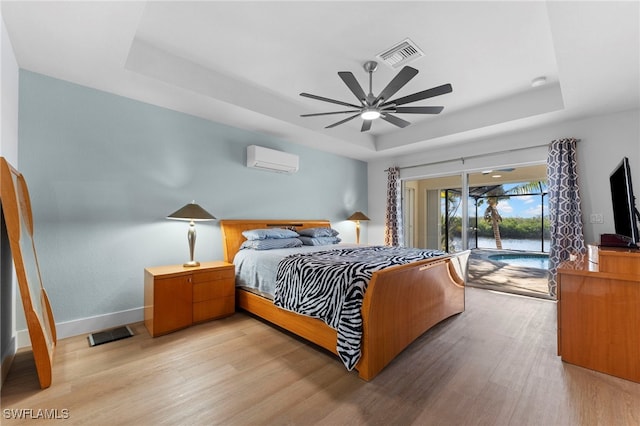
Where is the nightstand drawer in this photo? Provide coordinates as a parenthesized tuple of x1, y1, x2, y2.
(193, 268, 234, 283)
(193, 279, 234, 302)
(193, 296, 234, 323)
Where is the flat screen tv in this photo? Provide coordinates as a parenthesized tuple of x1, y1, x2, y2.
(607, 157, 640, 247)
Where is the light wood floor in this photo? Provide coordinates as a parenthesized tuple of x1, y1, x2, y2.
(2, 287, 639, 425)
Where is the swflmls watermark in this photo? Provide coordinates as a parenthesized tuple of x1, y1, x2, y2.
(3, 408, 70, 420)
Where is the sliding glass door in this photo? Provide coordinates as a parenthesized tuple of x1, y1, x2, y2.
(402, 163, 551, 299)
(402, 164, 548, 254)
(401, 174, 463, 252)
(441, 188, 463, 252)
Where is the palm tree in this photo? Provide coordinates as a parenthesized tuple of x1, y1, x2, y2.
(484, 196, 503, 249)
(480, 181, 546, 250)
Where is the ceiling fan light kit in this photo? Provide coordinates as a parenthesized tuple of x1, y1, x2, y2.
(300, 60, 452, 132)
(361, 108, 381, 120)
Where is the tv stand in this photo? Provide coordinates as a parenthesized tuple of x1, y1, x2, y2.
(557, 245, 640, 382)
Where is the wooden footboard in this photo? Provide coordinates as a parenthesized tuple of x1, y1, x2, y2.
(357, 251, 468, 380)
(235, 251, 469, 381)
(220, 219, 469, 381)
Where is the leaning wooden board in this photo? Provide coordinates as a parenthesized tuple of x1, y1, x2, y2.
(1, 157, 56, 388)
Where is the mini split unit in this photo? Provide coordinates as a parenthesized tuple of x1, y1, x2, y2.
(246, 145, 299, 174)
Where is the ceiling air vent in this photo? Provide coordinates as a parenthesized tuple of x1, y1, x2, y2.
(376, 38, 424, 69)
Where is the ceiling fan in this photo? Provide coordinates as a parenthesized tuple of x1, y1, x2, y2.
(299, 60, 452, 132)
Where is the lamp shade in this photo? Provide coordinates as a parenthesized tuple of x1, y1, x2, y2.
(347, 211, 370, 221)
(167, 202, 216, 221)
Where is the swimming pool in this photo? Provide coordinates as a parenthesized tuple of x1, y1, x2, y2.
(488, 253, 549, 270)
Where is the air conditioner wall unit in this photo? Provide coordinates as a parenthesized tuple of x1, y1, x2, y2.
(246, 145, 299, 174)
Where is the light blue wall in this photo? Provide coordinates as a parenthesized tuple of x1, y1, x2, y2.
(18, 70, 367, 328)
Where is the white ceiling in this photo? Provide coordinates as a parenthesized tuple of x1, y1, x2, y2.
(2, 1, 638, 161)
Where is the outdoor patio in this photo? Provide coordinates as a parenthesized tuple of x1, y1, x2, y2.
(466, 249, 552, 299)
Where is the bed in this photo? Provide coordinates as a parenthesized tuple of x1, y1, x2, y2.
(219, 219, 469, 381)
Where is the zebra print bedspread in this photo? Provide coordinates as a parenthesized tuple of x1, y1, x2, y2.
(273, 246, 446, 371)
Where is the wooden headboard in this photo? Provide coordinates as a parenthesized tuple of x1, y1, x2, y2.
(219, 219, 331, 262)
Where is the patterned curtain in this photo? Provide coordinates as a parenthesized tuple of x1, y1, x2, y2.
(547, 138, 586, 298)
(384, 166, 403, 246)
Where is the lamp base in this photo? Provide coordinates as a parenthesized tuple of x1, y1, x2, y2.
(183, 260, 200, 268)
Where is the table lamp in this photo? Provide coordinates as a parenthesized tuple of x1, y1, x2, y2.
(167, 201, 216, 267)
(347, 211, 370, 244)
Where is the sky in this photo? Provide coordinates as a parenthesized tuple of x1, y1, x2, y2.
(476, 182, 547, 218)
(494, 195, 547, 218)
(446, 182, 549, 219)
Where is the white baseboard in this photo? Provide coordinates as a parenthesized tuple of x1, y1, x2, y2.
(17, 307, 144, 348)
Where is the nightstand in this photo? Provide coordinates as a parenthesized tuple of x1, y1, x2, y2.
(144, 261, 235, 337)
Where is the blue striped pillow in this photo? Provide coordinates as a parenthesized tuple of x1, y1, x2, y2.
(298, 227, 339, 237)
(242, 228, 299, 240)
(299, 236, 341, 246)
(240, 237, 303, 250)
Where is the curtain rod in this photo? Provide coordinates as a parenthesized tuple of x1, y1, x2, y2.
(385, 139, 580, 172)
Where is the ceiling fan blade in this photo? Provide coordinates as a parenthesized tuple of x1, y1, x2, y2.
(375, 66, 419, 103)
(325, 113, 361, 129)
(300, 93, 361, 109)
(390, 106, 444, 114)
(338, 72, 367, 103)
(301, 110, 361, 117)
(382, 83, 453, 107)
(361, 119, 372, 132)
(381, 113, 411, 128)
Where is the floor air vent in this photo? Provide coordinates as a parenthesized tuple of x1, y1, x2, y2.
(376, 38, 424, 68)
(88, 326, 134, 347)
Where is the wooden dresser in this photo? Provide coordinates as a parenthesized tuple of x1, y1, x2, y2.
(557, 245, 640, 382)
(144, 261, 235, 337)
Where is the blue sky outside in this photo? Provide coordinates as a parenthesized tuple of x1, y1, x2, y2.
(489, 194, 548, 218)
(465, 182, 549, 219)
(499, 182, 548, 218)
